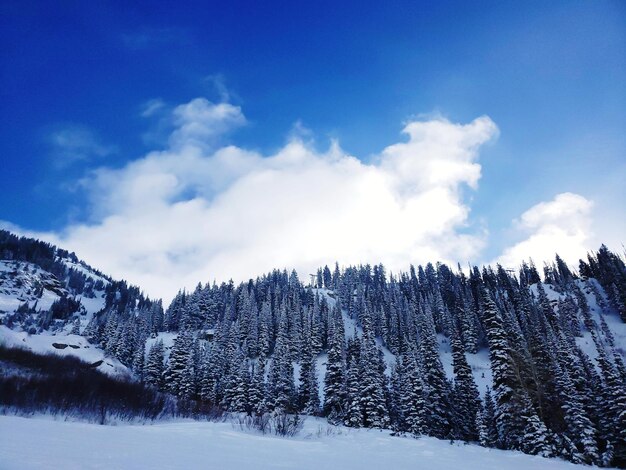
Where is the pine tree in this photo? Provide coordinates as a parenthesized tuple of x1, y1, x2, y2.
(180, 351, 198, 401)
(310, 303, 323, 355)
(323, 310, 347, 421)
(399, 353, 426, 436)
(596, 348, 626, 466)
(478, 388, 498, 447)
(200, 344, 223, 407)
(164, 331, 193, 396)
(518, 396, 555, 458)
(164, 291, 186, 331)
(299, 341, 320, 415)
(249, 355, 267, 415)
(450, 329, 480, 441)
(557, 365, 599, 464)
(417, 303, 450, 438)
(132, 339, 145, 379)
(389, 355, 404, 431)
(103, 315, 119, 352)
(144, 340, 165, 388)
(344, 350, 363, 427)
(323, 265, 332, 289)
(481, 288, 553, 455)
(258, 302, 272, 357)
(116, 321, 138, 366)
(266, 309, 296, 412)
(357, 309, 389, 429)
(232, 353, 251, 413)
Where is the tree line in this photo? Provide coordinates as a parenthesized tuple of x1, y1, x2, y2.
(83, 245, 626, 466)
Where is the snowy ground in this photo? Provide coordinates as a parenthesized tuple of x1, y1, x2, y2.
(0, 415, 590, 470)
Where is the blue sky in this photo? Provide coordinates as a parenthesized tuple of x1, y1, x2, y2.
(1, 1, 624, 299)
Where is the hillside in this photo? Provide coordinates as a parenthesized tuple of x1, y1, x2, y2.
(0, 229, 162, 376)
(1, 230, 626, 467)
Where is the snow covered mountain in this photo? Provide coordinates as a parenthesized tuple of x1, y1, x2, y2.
(1, 229, 626, 468)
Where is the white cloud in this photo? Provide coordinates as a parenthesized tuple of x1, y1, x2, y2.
(204, 74, 232, 102)
(494, 192, 594, 270)
(48, 125, 115, 167)
(168, 98, 246, 151)
(22, 98, 499, 303)
(140, 99, 166, 118)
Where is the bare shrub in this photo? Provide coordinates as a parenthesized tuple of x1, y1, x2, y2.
(231, 411, 304, 437)
(271, 411, 304, 437)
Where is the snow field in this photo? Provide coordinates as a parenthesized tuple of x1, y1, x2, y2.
(0, 415, 592, 470)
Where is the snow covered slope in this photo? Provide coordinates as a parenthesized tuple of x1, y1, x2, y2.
(314, 287, 495, 394)
(0, 257, 126, 375)
(315, 288, 396, 370)
(531, 279, 626, 367)
(0, 261, 66, 313)
(315, 280, 625, 401)
(0, 415, 593, 470)
(437, 334, 493, 396)
(0, 260, 107, 321)
(144, 331, 178, 361)
(0, 326, 129, 377)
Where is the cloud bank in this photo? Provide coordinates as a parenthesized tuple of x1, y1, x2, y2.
(11, 98, 610, 303)
(35, 99, 499, 301)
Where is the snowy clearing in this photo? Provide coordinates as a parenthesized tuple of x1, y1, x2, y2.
(0, 415, 591, 470)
